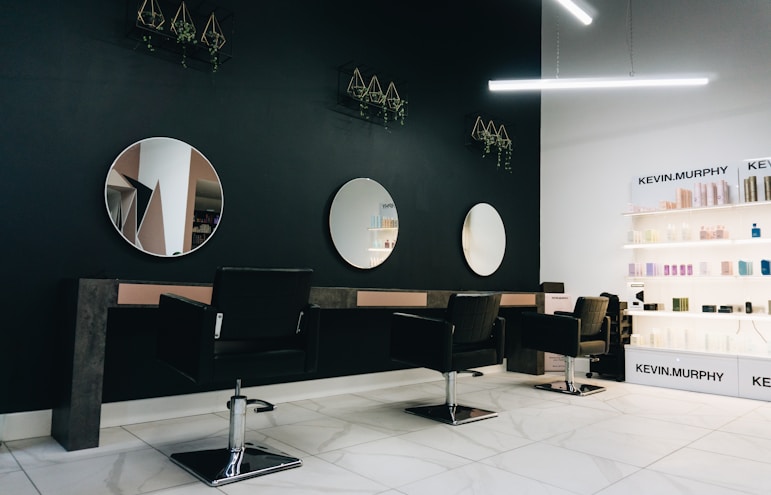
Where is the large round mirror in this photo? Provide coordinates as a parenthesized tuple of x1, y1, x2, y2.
(462, 203, 505, 276)
(329, 178, 398, 269)
(105, 137, 223, 257)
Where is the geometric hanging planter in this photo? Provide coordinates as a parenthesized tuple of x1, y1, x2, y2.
(136, 0, 166, 51)
(137, 0, 166, 29)
(346, 67, 368, 100)
(171, 1, 197, 67)
(201, 12, 227, 72)
(171, 2, 196, 42)
(365, 75, 385, 105)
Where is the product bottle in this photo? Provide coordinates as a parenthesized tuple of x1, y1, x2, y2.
(752, 223, 761, 238)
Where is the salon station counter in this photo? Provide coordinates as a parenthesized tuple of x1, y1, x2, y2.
(53, 279, 542, 451)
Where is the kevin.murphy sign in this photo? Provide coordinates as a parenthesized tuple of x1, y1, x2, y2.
(625, 348, 739, 396)
(631, 164, 738, 212)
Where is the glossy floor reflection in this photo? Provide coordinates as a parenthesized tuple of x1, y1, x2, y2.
(4, 371, 771, 494)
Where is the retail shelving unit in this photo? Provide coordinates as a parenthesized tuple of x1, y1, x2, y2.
(623, 201, 771, 401)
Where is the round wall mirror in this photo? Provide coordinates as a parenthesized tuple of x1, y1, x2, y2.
(105, 137, 224, 257)
(461, 203, 506, 276)
(329, 178, 399, 269)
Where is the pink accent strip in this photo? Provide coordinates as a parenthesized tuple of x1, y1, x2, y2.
(501, 293, 536, 306)
(356, 291, 428, 307)
(117, 283, 212, 305)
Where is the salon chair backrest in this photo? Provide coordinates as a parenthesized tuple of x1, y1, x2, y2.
(446, 292, 502, 344)
(211, 267, 313, 340)
(572, 296, 609, 338)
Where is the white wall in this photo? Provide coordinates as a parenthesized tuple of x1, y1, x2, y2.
(540, 0, 771, 297)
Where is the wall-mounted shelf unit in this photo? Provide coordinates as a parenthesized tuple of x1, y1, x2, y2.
(337, 62, 408, 128)
(127, 0, 234, 71)
(623, 200, 771, 401)
(464, 113, 515, 172)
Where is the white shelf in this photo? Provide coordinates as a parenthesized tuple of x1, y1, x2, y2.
(624, 201, 771, 217)
(624, 238, 771, 249)
(627, 309, 771, 321)
(626, 275, 771, 281)
(624, 237, 771, 249)
(626, 343, 771, 359)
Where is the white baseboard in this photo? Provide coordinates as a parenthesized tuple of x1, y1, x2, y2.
(1, 365, 506, 442)
(0, 409, 52, 443)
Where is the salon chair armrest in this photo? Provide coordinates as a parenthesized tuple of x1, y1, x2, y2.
(491, 316, 506, 363)
(158, 293, 220, 383)
(588, 316, 612, 354)
(299, 303, 321, 373)
(521, 312, 580, 357)
(391, 312, 453, 372)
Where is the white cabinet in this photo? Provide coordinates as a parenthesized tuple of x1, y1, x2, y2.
(623, 202, 771, 400)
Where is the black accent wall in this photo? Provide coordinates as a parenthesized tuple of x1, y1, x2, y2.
(1, 0, 541, 413)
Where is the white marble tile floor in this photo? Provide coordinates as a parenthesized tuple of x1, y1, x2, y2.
(3, 371, 771, 494)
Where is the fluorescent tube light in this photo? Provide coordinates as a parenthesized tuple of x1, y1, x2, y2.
(556, 0, 593, 26)
(488, 77, 709, 91)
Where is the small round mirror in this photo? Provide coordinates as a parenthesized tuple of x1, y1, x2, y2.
(329, 178, 399, 269)
(462, 203, 506, 276)
(105, 137, 223, 257)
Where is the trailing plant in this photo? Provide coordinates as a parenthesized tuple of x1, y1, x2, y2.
(201, 12, 226, 73)
(171, 1, 197, 68)
(137, 0, 165, 52)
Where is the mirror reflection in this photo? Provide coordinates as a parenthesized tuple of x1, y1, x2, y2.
(329, 178, 398, 269)
(105, 137, 223, 257)
(462, 203, 506, 276)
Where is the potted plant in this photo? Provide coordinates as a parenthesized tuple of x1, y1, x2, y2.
(137, 0, 165, 52)
(201, 12, 226, 72)
(495, 124, 513, 172)
(346, 68, 367, 99)
(171, 1, 197, 68)
(346, 68, 369, 117)
(385, 81, 407, 126)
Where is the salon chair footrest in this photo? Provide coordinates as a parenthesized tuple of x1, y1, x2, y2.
(535, 381, 605, 396)
(170, 443, 302, 487)
(405, 404, 497, 426)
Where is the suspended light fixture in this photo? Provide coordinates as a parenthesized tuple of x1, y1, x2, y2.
(490, 77, 708, 91)
(490, 0, 710, 92)
(556, 0, 592, 26)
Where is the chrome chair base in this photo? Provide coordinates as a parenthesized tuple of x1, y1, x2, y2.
(534, 381, 605, 396)
(405, 404, 498, 426)
(171, 443, 302, 487)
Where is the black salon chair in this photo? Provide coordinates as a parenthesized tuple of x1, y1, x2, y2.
(521, 296, 610, 396)
(391, 292, 504, 425)
(157, 267, 319, 487)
